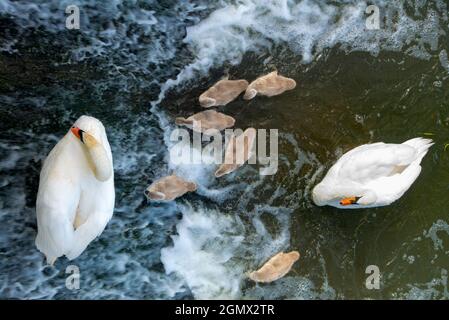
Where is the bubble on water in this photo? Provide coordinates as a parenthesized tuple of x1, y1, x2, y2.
(355, 114, 364, 124)
(433, 80, 442, 87)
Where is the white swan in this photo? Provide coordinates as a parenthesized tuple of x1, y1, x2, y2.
(312, 138, 433, 209)
(35, 115, 115, 264)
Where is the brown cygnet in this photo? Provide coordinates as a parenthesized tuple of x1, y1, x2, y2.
(175, 110, 235, 133)
(215, 128, 256, 177)
(248, 251, 300, 283)
(145, 175, 197, 201)
(244, 71, 296, 100)
(199, 78, 249, 108)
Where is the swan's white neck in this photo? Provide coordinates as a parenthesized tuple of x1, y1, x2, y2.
(82, 134, 112, 182)
(314, 182, 377, 206)
(331, 184, 377, 205)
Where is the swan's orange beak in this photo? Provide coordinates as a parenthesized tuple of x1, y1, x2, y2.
(340, 197, 358, 206)
(71, 126, 84, 142)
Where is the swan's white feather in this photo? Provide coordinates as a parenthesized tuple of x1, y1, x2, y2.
(336, 143, 418, 183)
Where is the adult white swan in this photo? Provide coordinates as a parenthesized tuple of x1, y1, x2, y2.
(312, 138, 433, 209)
(35, 115, 115, 264)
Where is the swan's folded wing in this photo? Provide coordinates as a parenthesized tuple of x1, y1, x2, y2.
(35, 173, 79, 262)
(337, 143, 418, 183)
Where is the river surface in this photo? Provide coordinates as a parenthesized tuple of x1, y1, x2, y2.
(0, 0, 449, 299)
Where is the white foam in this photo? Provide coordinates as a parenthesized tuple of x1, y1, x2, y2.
(167, 135, 217, 187)
(424, 219, 449, 251)
(439, 49, 449, 73)
(161, 204, 245, 299)
(403, 269, 448, 299)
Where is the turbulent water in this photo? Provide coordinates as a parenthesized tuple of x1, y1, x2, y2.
(1, 0, 449, 299)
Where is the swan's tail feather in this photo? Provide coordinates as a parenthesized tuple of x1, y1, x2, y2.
(403, 137, 434, 162)
(35, 231, 65, 265)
